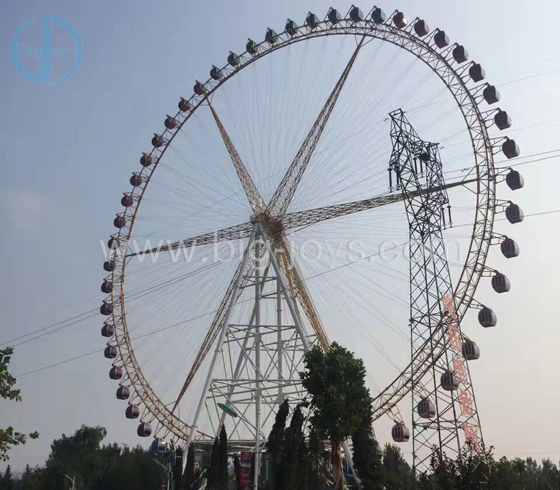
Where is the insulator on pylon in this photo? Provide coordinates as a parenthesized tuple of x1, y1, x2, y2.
(462, 340, 480, 361)
(478, 307, 497, 328)
(391, 423, 410, 443)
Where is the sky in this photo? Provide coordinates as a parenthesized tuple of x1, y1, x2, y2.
(2, 0, 560, 472)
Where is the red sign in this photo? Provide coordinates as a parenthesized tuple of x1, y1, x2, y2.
(239, 451, 252, 489)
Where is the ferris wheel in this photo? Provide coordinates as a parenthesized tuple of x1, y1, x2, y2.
(99, 5, 523, 477)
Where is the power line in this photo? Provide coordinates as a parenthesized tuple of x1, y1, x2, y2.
(16, 203, 560, 380)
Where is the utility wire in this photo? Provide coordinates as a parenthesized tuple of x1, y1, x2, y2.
(15, 204, 560, 380)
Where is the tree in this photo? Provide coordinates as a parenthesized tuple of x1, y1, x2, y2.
(301, 343, 376, 490)
(266, 399, 289, 489)
(307, 427, 329, 490)
(218, 425, 228, 490)
(0, 465, 14, 490)
(174, 446, 184, 490)
(382, 444, 413, 490)
(278, 403, 307, 490)
(0, 348, 39, 461)
(206, 438, 219, 490)
(351, 426, 383, 490)
(183, 443, 196, 490)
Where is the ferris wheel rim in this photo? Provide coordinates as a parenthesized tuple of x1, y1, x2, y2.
(104, 10, 498, 442)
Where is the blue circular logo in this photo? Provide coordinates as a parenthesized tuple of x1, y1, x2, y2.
(11, 15, 83, 84)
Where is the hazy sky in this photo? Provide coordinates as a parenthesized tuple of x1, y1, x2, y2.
(2, 0, 560, 471)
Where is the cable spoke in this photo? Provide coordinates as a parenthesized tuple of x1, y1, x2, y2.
(266, 38, 365, 218)
(265, 229, 330, 350)
(281, 178, 477, 232)
(208, 100, 266, 213)
(126, 221, 252, 258)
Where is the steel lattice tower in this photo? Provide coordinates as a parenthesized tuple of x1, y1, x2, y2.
(389, 109, 483, 473)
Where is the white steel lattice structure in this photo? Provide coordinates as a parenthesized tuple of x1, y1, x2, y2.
(100, 5, 524, 481)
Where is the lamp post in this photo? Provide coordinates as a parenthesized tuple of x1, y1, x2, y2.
(217, 402, 267, 490)
(153, 458, 173, 490)
(64, 474, 77, 490)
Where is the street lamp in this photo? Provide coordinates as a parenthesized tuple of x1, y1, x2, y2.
(64, 474, 77, 490)
(217, 402, 267, 490)
(153, 458, 173, 490)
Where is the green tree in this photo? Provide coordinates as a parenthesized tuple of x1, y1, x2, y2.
(0, 348, 39, 461)
(382, 444, 413, 490)
(183, 444, 196, 490)
(207, 438, 219, 490)
(278, 404, 307, 490)
(351, 426, 383, 490)
(218, 425, 228, 490)
(0, 465, 14, 490)
(266, 399, 289, 489)
(307, 427, 329, 490)
(174, 446, 184, 490)
(301, 343, 375, 490)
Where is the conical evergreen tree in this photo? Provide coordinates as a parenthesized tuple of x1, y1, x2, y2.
(207, 438, 219, 490)
(266, 399, 289, 489)
(279, 404, 308, 490)
(218, 425, 228, 490)
(183, 443, 196, 490)
(351, 426, 383, 490)
(174, 446, 184, 489)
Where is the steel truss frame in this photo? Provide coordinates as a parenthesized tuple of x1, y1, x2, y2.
(389, 109, 482, 472)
